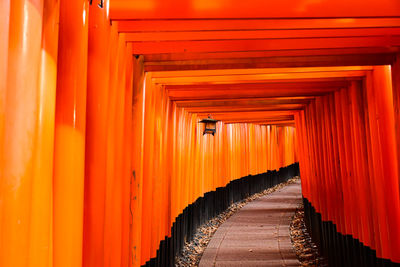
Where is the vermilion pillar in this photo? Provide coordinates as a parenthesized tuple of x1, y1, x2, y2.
(29, 0, 60, 265)
(130, 56, 145, 267)
(53, 0, 89, 266)
(103, 23, 119, 266)
(392, 54, 400, 189)
(364, 72, 389, 259)
(371, 67, 400, 262)
(106, 32, 127, 267)
(0, 0, 10, 171)
(0, 0, 44, 266)
(121, 43, 134, 267)
(0, 0, 10, 256)
(141, 73, 156, 264)
(83, 1, 110, 266)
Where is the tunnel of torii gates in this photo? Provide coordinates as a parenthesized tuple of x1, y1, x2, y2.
(2, 0, 400, 266)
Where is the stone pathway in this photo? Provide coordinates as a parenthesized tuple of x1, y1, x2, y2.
(199, 180, 302, 267)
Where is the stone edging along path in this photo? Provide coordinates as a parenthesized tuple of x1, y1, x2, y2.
(175, 177, 300, 267)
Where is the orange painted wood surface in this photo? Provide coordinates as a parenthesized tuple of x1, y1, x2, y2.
(2, 1, 400, 266)
(110, 0, 400, 19)
(132, 74, 297, 265)
(30, 0, 60, 266)
(296, 67, 400, 263)
(83, 1, 111, 266)
(53, 0, 89, 266)
(1, 0, 44, 266)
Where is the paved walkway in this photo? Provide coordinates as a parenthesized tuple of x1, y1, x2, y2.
(199, 180, 302, 267)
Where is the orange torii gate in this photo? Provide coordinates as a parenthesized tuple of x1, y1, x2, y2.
(1, 0, 400, 266)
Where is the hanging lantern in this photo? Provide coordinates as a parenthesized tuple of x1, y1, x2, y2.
(199, 115, 219, 136)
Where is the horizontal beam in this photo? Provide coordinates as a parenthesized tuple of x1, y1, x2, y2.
(143, 47, 400, 62)
(197, 110, 295, 115)
(167, 80, 348, 90)
(201, 117, 295, 124)
(132, 36, 400, 54)
(183, 104, 305, 113)
(151, 66, 372, 78)
(167, 80, 347, 100)
(203, 114, 295, 122)
(126, 28, 400, 42)
(110, 0, 400, 19)
(168, 87, 338, 100)
(118, 18, 400, 32)
(145, 54, 395, 71)
(174, 97, 314, 107)
(225, 120, 295, 126)
(256, 121, 295, 126)
(153, 70, 368, 85)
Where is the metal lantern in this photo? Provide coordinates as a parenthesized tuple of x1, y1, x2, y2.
(199, 115, 219, 136)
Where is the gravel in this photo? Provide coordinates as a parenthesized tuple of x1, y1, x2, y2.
(289, 204, 327, 266)
(175, 177, 301, 267)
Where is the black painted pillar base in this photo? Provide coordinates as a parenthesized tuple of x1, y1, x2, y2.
(303, 197, 400, 267)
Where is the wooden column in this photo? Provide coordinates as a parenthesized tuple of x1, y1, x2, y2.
(82, 1, 110, 266)
(30, 0, 60, 265)
(130, 56, 145, 267)
(53, 0, 89, 266)
(1, 0, 44, 266)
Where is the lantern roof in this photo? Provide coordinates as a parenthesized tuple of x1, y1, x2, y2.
(199, 116, 219, 124)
